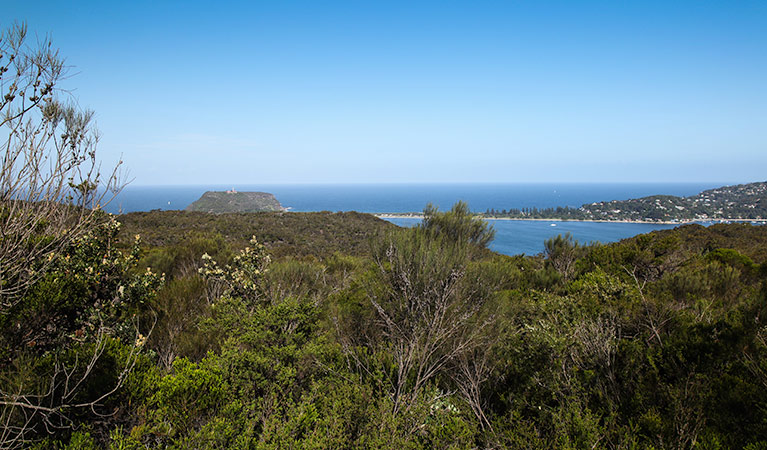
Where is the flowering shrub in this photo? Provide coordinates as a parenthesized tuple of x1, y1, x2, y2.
(0, 212, 163, 447)
(199, 236, 270, 304)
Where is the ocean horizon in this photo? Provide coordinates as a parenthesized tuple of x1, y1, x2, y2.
(106, 182, 726, 215)
(104, 182, 729, 255)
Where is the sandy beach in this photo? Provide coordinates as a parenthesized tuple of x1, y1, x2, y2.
(374, 213, 767, 226)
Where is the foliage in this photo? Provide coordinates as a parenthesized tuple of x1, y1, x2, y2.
(483, 181, 767, 222)
(199, 236, 270, 305)
(0, 23, 123, 307)
(6, 19, 767, 449)
(185, 191, 283, 213)
(419, 201, 495, 248)
(353, 226, 495, 416)
(119, 210, 396, 259)
(7, 191, 767, 449)
(0, 214, 160, 448)
(543, 232, 583, 282)
(118, 208, 767, 448)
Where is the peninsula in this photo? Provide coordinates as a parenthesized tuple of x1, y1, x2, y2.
(487, 182, 767, 222)
(185, 190, 285, 213)
(377, 182, 767, 224)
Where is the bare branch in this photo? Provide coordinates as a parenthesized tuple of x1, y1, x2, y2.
(0, 22, 126, 310)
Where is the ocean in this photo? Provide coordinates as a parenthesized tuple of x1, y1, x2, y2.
(106, 182, 724, 256)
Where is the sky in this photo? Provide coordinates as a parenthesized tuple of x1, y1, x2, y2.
(4, 1, 767, 185)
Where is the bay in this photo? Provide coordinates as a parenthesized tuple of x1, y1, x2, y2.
(106, 182, 724, 256)
(385, 217, 682, 256)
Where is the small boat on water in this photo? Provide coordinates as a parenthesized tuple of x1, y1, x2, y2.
(550, 223, 557, 227)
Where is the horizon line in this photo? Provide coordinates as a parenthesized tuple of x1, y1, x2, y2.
(122, 180, 752, 188)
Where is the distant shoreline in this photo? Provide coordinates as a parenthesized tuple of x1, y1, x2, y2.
(374, 213, 767, 226)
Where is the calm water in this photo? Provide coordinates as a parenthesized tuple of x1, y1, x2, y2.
(106, 183, 724, 256)
(386, 217, 682, 256)
(107, 182, 720, 214)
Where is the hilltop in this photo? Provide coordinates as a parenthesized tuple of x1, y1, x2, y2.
(483, 181, 767, 222)
(119, 210, 396, 259)
(185, 190, 284, 213)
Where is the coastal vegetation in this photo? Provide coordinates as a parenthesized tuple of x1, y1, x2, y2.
(6, 197, 767, 448)
(4, 22, 767, 450)
(481, 182, 767, 223)
(185, 191, 284, 214)
(118, 210, 396, 259)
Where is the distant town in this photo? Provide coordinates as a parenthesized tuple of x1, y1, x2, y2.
(479, 181, 767, 223)
(374, 182, 767, 224)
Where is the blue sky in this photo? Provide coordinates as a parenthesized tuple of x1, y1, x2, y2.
(5, 1, 766, 185)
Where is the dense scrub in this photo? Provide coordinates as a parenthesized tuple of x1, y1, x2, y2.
(119, 210, 397, 259)
(6, 21, 766, 449)
(5, 204, 767, 449)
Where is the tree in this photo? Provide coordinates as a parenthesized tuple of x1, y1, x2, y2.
(419, 201, 495, 249)
(544, 233, 581, 281)
(0, 23, 144, 448)
(338, 203, 497, 420)
(0, 22, 123, 309)
(355, 226, 494, 417)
